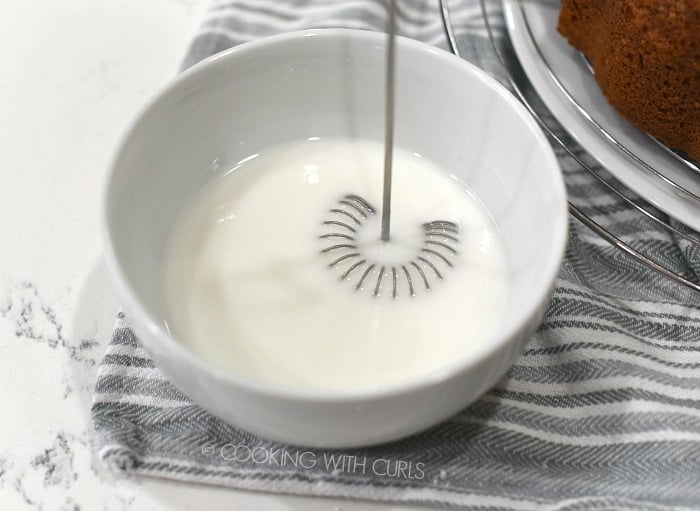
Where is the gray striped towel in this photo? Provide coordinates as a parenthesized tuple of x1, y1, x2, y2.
(92, 1, 700, 509)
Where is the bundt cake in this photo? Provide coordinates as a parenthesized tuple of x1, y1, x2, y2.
(557, 0, 700, 161)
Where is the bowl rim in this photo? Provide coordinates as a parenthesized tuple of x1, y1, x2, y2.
(102, 27, 568, 404)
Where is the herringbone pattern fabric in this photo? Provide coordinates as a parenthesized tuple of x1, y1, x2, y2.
(92, 1, 700, 509)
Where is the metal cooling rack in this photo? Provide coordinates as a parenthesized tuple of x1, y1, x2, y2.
(439, 0, 700, 293)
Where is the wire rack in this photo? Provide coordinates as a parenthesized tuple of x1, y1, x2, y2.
(439, 0, 700, 294)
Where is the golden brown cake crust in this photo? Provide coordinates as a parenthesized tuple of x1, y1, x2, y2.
(558, 0, 700, 161)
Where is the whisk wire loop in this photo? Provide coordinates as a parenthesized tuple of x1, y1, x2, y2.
(320, 194, 460, 298)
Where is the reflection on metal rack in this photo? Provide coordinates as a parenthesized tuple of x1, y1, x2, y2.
(439, 0, 700, 293)
(652, 137, 700, 175)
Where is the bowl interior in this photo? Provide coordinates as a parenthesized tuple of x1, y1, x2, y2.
(105, 29, 566, 385)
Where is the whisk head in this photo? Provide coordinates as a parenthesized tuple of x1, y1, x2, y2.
(320, 194, 460, 298)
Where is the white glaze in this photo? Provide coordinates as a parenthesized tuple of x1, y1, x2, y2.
(163, 138, 508, 391)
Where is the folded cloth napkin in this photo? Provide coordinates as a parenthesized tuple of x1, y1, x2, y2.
(92, 1, 700, 509)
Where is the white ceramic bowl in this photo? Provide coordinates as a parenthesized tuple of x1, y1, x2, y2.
(103, 29, 567, 448)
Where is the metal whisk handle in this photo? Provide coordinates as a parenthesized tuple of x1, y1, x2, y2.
(381, 0, 397, 242)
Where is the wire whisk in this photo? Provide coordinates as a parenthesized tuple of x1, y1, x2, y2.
(318, 1, 461, 298)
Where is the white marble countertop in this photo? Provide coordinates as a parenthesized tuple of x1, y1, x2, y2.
(0, 1, 424, 509)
